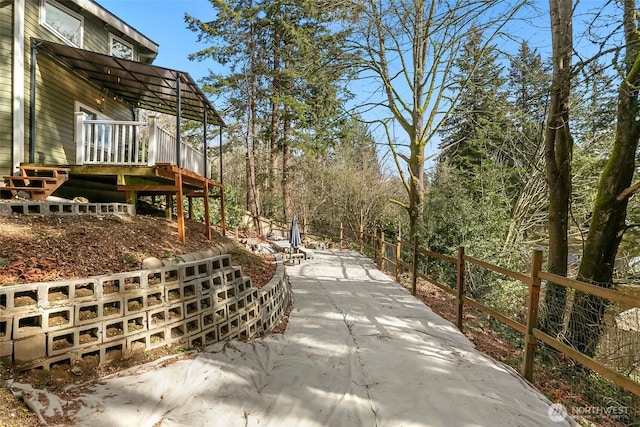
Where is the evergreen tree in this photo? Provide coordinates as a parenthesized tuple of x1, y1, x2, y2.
(438, 28, 510, 186)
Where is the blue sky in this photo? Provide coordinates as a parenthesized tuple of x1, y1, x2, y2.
(95, 0, 218, 82)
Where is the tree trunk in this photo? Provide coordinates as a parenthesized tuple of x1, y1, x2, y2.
(282, 112, 293, 222)
(541, 0, 573, 338)
(268, 30, 281, 217)
(246, 16, 261, 232)
(565, 0, 640, 356)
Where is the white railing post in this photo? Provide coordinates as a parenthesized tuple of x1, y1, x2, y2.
(75, 111, 86, 165)
(147, 113, 158, 166)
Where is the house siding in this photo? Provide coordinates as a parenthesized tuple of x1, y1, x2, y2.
(0, 1, 13, 176)
(19, 0, 141, 168)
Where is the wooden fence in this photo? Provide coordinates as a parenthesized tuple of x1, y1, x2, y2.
(311, 224, 640, 399)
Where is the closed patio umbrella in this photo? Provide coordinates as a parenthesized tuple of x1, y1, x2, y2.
(289, 215, 301, 252)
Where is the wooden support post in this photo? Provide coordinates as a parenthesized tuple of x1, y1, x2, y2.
(165, 193, 172, 220)
(176, 173, 186, 243)
(125, 191, 136, 206)
(204, 181, 211, 240)
(340, 222, 344, 249)
(219, 186, 226, 236)
(359, 223, 364, 252)
(395, 235, 401, 282)
(456, 246, 465, 332)
(523, 249, 543, 381)
(412, 236, 418, 296)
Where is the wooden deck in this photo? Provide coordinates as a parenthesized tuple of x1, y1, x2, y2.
(19, 163, 225, 243)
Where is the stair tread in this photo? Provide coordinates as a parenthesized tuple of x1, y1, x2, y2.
(4, 176, 59, 182)
(2, 187, 47, 192)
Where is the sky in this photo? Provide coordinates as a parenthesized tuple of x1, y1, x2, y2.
(95, 0, 219, 83)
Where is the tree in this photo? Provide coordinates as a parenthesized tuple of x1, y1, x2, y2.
(566, 0, 640, 356)
(540, 0, 574, 338)
(186, 0, 263, 230)
(188, 0, 355, 228)
(501, 41, 550, 254)
(438, 27, 510, 183)
(351, 0, 524, 239)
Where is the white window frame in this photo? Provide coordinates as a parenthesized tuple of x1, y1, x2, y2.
(40, 0, 84, 48)
(109, 33, 136, 60)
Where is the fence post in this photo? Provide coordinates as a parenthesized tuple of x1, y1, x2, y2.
(380, 232, 386, 271)
(523, 249, 543, 382)
(412, 236, 418, 296)
(340, 222, 344, 249)
(373, 228, 378, 263)
(395, 236, 402, 282)
(359, 223, 364, 252)
(456, 246, 465, 332)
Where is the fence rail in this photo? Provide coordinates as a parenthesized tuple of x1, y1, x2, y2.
(310, 224, 640, 402)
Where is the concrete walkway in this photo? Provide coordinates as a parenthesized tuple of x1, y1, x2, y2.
(15, 250, 574, 426)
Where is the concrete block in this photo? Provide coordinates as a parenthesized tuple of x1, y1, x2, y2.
(25, 353, 75, 372)
(203, 326, 218, 346)
(188, 331, 205, 348)
(45, 307, 73, 332)
(48, 329, 77, 356)
(218, 315, 240, 341)
(98, 271, 144, 295)
(147, 328, 168, 350)
(6, 284, 41, 312)
(214, 306, 227, 323)
(15, 334, 47, 362)
(49, 203, 78, 215)
(185, 315, 201, 337)
(210, 254, 232, 272)
(0, 341, 12, 362)
(101, 296, 124, 320)
(197, 277, 213, 296)
(167, 303, 184, 323)
(103, 339, 126, 363)
(75, 301, 100, 326)
(13, 311, 44, 339)
(77, 325, 102, 348)
(222, 267, 243, 285)
(236, 277, 251, 295)
(167, 320, 187, 343)
(201, 312, 215, 329)
(147, 306, 169, 330)
(213, 284, 233, 307)
(0, 317, 12, 341)
(126, 332, 148, 354)
(124, 313, 146, 336)
(102, 318, 126, 342)
(184, 298, 200, 318)
(75, 346, 102, 369)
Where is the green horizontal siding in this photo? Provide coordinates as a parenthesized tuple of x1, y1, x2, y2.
(0, 1, 13, 176)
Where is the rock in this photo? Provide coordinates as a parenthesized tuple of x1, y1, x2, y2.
(141, 257, 163, 269)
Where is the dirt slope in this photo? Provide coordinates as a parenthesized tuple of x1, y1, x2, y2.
(0, 213, 276, 426)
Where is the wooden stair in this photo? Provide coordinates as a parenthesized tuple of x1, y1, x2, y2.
(1, 166, 70, 201)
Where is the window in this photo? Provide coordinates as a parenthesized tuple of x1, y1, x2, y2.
(40, 0, 83, 47)
(109, 34, 135, 60)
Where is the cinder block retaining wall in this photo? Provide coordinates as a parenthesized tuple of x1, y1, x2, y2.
(0, 201, 135, 216)
(0, 249, 290, 371)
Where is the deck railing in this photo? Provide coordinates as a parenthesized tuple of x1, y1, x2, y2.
(75, 112, 210, 178)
